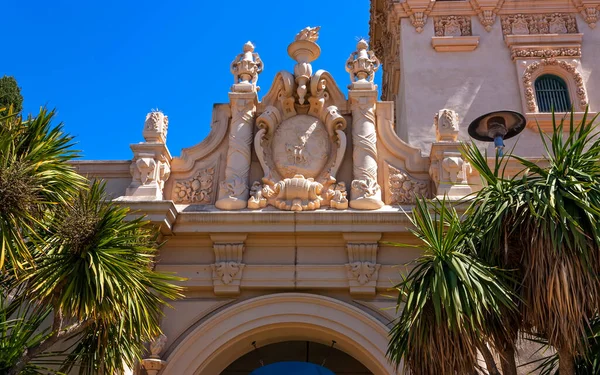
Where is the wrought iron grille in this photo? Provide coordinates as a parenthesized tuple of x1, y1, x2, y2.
(535, 74, 572, 113)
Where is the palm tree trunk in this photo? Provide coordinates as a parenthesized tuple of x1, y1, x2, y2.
(558, 347, 575, 375)
(499, 346, 517, 375)
(478, 343, 501, 375)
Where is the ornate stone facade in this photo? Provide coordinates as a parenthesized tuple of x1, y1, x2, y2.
(434, 16, 472, 36)
(501, 13, 579, 36)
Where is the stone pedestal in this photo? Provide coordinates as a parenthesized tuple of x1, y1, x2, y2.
(429, 142, 473, 199)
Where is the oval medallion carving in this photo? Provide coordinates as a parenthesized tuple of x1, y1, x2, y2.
(272, 114, 330, 179)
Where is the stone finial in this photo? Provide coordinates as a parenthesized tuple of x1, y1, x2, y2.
(230, 41, 263, 92)
(345, 39, 380, 90)
(143, 111, 168, 143)
(150, 334, 167, 358)
(295, 26, 320, 42)
(434, 109, 459, 142)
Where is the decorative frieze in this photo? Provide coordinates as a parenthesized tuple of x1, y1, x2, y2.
(388, 165, 429, 205)
(501, 13, 579, 36)
(511, 47, 581, 60)
(210, 234, 247, 296)
(434, 16, 472, 36)
(172, 167, 215, 204)
(522, 58, 588, 112)
(343, 233, 381, 296)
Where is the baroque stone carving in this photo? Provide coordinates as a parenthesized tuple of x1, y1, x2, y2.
(230, 41, 263, 92)
(469, 0, 506, 32)
(210, 236, 246, 295)
(345, 39, 381, 85)
(216, 41, 262, 210)
(434, 16, 472, 37)
(388, 165, 429, 205)
(150, 334, 167, 358)
(346, 262, 380, 285)
(434, 109, 459, 142)
(501, 13, 579, 36)
(580, 7, 599, 29)
(522, 58, 588, 112)
(344, 234, 381, 296)
(511, 47, 581, 60)
(143, 111, 168, 143)
(173, 167, 215, 204)
(347, 40, 384, 210)
(126, 111, 172, 200)
(248, 29, 348, 212)
(411, 12, 428, 33)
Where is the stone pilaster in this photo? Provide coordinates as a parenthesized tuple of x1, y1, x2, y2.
(343, 233, 382, 296)
(346, 40, 384, 210)
(216, 42, 262, 210)
(210, 234, 247, 295)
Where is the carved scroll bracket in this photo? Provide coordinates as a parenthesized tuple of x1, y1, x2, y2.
(343, 233, 382, 296)
(210, 234, 247, 296)
(125, 111, 172, 200)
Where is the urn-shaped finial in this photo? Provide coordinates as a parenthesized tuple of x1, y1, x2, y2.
(143, 111, 168, 143)
(346, 39, 381, 90)
(287, 26, 322, 105)
(230, 41, 263, 93)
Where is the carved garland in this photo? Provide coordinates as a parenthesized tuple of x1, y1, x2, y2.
(511, 47, 581, 60)
(522, 59, 588, 112)
(172, 167, 215, 204)
(388, 165, 429, 205)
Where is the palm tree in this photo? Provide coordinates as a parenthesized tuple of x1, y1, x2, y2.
(463, 111, 600, 374)
(387, 198, 518, 375)
(0, 108, 84, 271)
(1, 109, 183, 374)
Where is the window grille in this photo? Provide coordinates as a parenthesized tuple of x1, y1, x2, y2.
(534, 74, 571, 112)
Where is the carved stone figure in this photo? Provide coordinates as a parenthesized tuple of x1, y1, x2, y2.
(295, 26, 320, 42)
(434, 109, 459, 142)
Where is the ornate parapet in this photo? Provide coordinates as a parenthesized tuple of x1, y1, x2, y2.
(125, 111, 171, 200)
(343, 233, 381, 296)
(210, 234, 247, 295)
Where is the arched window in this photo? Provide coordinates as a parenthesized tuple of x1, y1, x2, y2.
(534, 74, 571, 112)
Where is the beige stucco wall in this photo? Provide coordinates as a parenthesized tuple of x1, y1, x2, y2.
(396, 15, 600, 158)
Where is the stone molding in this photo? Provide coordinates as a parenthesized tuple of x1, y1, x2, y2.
(510, 46, 581, 60)
(210, 234, 247, 295)
(161, 293, 399, 375)
(500, 13, 579, 36)
(431, 35, 480, 52)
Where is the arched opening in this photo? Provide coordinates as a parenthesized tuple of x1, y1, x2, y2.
(161, 293, 400, 375)
(223, 340, 372, 374)
(534, 74, 572, 112)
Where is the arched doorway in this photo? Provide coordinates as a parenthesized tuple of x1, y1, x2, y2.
(162, 293, 400, 375)
(223, 340, 372, 374)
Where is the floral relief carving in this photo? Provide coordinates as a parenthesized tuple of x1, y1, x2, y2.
(410, 12, 428, 33)
(434, 16, 472, 37)
(346, 261, 380, 285)
(580, 7, 599, 29)
(211, 261, 244, 285)
(501, 13, 578, 36)
(511, 47, 581, 60)
(522, 59, 588, 112)
(173, 167, 215, 204)
(388, 165, 429, 205)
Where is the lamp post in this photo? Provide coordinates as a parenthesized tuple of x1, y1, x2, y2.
(467, 111, 526, 156)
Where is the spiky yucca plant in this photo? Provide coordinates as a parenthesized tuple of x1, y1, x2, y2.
(387, 198, 517, 375)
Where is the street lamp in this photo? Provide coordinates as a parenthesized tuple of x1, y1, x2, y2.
(467, 111, 526, 156)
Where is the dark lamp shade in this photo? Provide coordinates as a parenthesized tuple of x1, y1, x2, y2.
(467, 110, 526, 142)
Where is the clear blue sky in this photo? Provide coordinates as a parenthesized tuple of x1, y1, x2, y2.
(5, 1, 375, 160)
